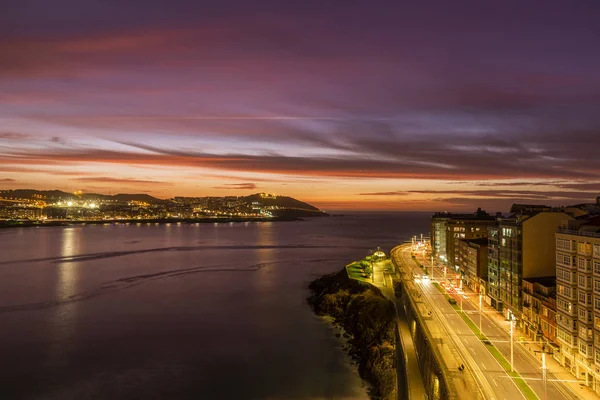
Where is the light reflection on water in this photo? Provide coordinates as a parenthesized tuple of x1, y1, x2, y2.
(0, 213, 429, 399)
(47, 227, 81, 370)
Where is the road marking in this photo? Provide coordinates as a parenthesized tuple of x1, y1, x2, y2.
(481, 363, 487, 370)
(493, 378, 498, 387)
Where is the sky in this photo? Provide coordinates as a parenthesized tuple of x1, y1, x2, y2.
(1, 0, 600, 211)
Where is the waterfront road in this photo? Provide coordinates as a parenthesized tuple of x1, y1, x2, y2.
(393, 245, 530, 400)
(408, 246, 578, 400)
(371, 259, 426, 400)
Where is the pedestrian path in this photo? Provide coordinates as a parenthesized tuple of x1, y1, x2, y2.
(412, 251, 599, 400)
(481, 303, 598, 400)
(395, 295, 427, 400)
(371, 259, 427, 400)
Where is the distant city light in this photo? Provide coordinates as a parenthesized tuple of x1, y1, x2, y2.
(67, 201, 73, 207)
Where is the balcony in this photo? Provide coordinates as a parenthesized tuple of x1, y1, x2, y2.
(578, 339, 594, 360)
(557, 302, 577, 317)
(558, 229, 600, 239)
(578, 314, 593, 326)
(578, 260, 593, 274)
(557, 316, 577, 333)
(594, 334, 600, 349)
(557, 257, 576, 269)
(557, 293, 577, 303)
(556, 275, 576, 286)
(557, 328, 577, 347)
(578, 280, 592, 291)
(579, 325, 594, 341)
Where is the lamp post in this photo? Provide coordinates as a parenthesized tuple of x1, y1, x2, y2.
(510, 314, 515, 372)
(542, 352, 547, 400)
(533, 349, 549, 400)
(431, 254, 435, 281)
(479, 292, 483, 334)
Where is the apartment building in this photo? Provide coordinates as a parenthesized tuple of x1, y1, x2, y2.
(521, 277, 558, 351)
(446, 211, 495, 273)
(457, 237, 488, 294)
(555, 216, 600, 393)
(431, 213, 450, 261)
(430, 209, 495, 265)
(487, 210, 574, 318)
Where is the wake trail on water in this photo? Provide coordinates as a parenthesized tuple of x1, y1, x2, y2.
(0, 257, 347, 314)
(0, 244, 344, 266)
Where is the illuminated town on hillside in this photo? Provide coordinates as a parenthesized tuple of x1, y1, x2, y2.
(0, 190, 311, 221)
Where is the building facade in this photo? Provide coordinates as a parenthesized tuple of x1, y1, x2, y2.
(555, 217, 600, 393)
(457, 238, 488, 294)
(521, 277, 558, 351)
(431, 214, 450, 261)
(487, 211, 574, 318)
(446, 211, 495, 274)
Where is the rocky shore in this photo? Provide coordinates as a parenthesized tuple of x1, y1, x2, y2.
(308, 268, 397, 400)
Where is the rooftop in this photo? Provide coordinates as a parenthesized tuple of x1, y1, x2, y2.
(522, 276, 556, 288)
(463, 237, 488, 246)
(431, 208, 496, 221)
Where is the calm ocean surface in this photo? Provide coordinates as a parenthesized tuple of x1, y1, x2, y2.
(0, 212, 429, 399)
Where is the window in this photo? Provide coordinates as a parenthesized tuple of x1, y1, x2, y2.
(595, 261, 600, 275)
(595, 297, 600, 312)
(580, 340, 588, 355)
(579, 307, 593, 323)
(557, 253, 575, 267)
(557, 298, 573, 313)
(595, 316, 600, 330)
(558, 327, 573, 343)
(579, 275, 590, 288)
(578, 257, 591, 272)
(557, 268, 572, 283)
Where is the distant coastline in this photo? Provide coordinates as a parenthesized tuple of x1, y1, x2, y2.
(0, 215, 321, 230)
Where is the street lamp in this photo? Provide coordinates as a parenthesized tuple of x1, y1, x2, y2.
(542, 352, 547, 400)
(510, 313, 515, 372)
(479, 292, 483, 334)
(533, 349, 549, 400)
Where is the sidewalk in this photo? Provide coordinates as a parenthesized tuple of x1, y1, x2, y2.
(414, 252, 599, 400)
(482, 302, 598, 400)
